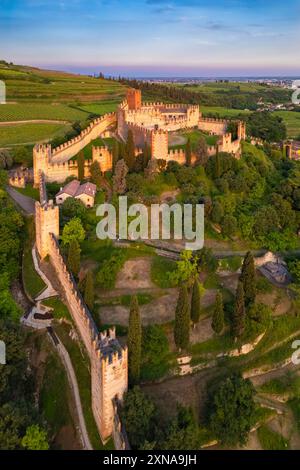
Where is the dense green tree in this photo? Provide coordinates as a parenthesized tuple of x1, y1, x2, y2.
(0, 149, 13, 169)
(212, 291, 224, 334)
(191, 279, 201, 326)
(195, 247, 218, 273)
(185, 138, 192, 166)
(211, 200, 224, 224)
(240, 251, 256, 307)
(61, 197, 87, 223)
(246, 111, 287, 142)
(89, 161, 102, 188)
(209, 373, 256, 446)
(169, 250, 199, 287)
(161, 406, 201, 450)
(174, 286, 190, 350)
(128, 296, 142, 384)
(121, 387, 156, 449)
(21, 425, 49, 450)
(221, 214, 238, 238)
(0, 169, 8, 188)
(141, 325, 169, 381)
(125, 129, 135, 171)
(61, 217, 85, 246)
(77, 151, 85, 181)
(0, 403, 28, 450)
(232, 281, 246, 338)
(67, 240, 81, 276)
(84, 271, 94, 311)
(12, 146, 32, 166)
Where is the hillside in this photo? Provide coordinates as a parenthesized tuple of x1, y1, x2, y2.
(0, 61, 127, 146)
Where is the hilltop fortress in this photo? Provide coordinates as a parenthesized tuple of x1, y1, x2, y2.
(33, 89, 246, 187)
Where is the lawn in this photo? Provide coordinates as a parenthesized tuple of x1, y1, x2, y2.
(40, 351, 75, 441)
(257, 425, 289, 450)
(78, 100, 121, 115)
(42, 297, 72, 321)
(151, 256, 177, 288)
(0, 122, 68, 146)
(169, 129, 218, 150)
(16, 183, 40, 200)
(22, 245, 46, 299)
(0, 103, 89, 122)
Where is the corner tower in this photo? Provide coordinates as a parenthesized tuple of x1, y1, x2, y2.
(91, 328, 128, 443)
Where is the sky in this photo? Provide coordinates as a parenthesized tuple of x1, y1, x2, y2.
(0, 0, 300, 77)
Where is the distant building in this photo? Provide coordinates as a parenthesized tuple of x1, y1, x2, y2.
(56, 179, 96, 208)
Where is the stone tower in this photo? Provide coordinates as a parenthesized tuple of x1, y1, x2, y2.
(35, 200, 59, 259)
(126, 88, 141, 110)
(91, 328, 128, 443)
(33, 144, 51, 188)
(237, 121, 246, 141)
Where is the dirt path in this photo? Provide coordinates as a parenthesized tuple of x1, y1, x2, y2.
(6, 186, 35, 214)
(0, 119, 68, 125)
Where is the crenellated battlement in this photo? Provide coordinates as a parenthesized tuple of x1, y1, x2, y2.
(52, 112, 116, 156)
(199, 117, 228, 124)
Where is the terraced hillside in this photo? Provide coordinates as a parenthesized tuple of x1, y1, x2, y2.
(0, 61, 126, 146)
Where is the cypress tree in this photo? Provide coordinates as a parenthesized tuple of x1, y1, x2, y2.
(232, 281, 245, 339)
(191, 279, 201, 326)
(143, 143, 151, 168)
(84, 271, 94, 311)
(112, 139, 119, 171)
(90, 161, 102, 188)
(125, 129, 135, 171)
(128, 295, 142, 384)
(67, 240, 81, 277)
(174, 286, 190, 350)
(212, 291, 224, 334)
(215, 148, 221, 179)
(240, 251, 256, 307)
(185, 137, 192, 166)
(77, 151, 85, 181)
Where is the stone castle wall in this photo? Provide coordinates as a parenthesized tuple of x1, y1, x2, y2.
(51, 112, 116, 161)
(35, 188, 128, 445)
(198, 117, 228, 135)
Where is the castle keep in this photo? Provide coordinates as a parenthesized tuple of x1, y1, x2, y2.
(33, 89, 247, 187)
(35, 174, 128, 446)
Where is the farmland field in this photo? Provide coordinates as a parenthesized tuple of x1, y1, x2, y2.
(0, 103, 89, 122)
(78, 100, 121, 115)
(273, 111, 300, 138)
(201, 106, 251, 118)
(0, 122, 68, 146)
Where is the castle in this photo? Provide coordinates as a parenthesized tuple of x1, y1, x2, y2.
(32, 89, 247, 187)
(35, 173, 128, 447)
